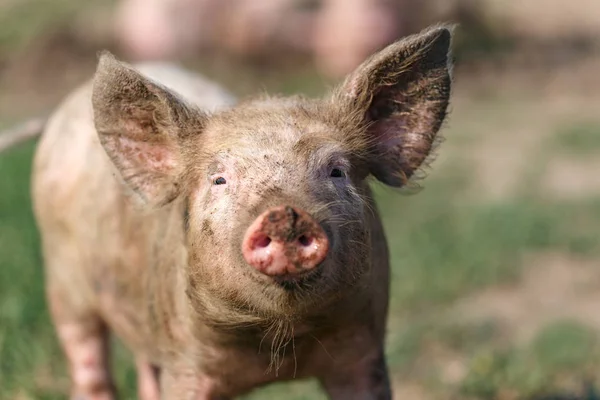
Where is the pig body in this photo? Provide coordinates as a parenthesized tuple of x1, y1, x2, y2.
(32, 25, 454, 399)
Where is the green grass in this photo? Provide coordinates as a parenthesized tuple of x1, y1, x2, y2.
(2, 135, 600, 399)
(374, 174, 600, 314)
(0, 141, 65, 399)
(2, 2, 600, 397)
(0, 0, 115, 53)
(461, 320, 600, 399)
(553, 121, 600, 155)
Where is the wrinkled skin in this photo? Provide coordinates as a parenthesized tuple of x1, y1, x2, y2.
(32, 25, 454, 399)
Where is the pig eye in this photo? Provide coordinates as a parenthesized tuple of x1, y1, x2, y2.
(213, 177, 227, 185)
(330, 168, 346, 178)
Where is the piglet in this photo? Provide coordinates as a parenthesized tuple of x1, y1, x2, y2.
(31, 24, 454, 399)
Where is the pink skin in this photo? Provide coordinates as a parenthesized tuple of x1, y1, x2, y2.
(114, 0, 215, 61)
(242, 206, 329, 277)
(313, 0, 399, 77)
(56, 322, 116, 400)
(114, 0, 399, 77)
(135, 358, 160, 400)
(114, 0, 177, 60)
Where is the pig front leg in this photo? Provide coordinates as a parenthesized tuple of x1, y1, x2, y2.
(159, 366, 230, 400)
(320, 349, 392, 400)
(136, 357, 161, 400)
(47, 285, 116, 400)
(54, 319, 117, 400)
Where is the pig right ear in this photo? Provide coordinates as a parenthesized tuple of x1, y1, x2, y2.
(332, 24, 454, 187)
(92, 51, 206, 208)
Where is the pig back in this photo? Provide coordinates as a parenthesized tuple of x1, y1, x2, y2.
(31, 62, 236, 359)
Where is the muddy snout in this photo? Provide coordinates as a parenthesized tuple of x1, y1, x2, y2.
(242, 206, 329, 277)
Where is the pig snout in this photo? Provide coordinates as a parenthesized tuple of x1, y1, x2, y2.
(242, 206, 329, 277)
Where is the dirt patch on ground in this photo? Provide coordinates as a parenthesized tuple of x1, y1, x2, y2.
(442, 56, 600, 201)
(389, 252, 600, 399)
(541, 157, 600, 200)
(479, 0, 600, 40)
(454, 251, 600, 344)
(392, 381, 432, 400)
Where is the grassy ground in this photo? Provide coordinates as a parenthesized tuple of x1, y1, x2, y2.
(2, 2, 600, 400)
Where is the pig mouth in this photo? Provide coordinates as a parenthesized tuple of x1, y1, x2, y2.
(271, 262, 326, 291)
(243, 255, 327, 292)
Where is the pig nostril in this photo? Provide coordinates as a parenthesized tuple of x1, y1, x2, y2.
(298, 235, 313, 247)
(243, 206, 330, 276)
(255, 235, 272, 248)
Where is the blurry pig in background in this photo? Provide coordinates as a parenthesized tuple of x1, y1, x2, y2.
(113, 0, 419, 78)
(32, 25, 454, 399)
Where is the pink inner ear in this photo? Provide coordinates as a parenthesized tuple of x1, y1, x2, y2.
(116, 135, 177, 173)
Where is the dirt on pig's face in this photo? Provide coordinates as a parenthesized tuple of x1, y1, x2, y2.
(182, 98, 373, 320)
(92, 24, 453, 329)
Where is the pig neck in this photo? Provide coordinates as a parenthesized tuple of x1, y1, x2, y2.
(185, 261, 374, 349)
(188, 285, 373, 349)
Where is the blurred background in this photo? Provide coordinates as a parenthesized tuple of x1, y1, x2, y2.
(1, 0, 600, 399)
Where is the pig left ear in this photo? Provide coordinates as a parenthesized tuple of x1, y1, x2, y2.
(92, 51, 206, 208)
(333, 24, 454, 187)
